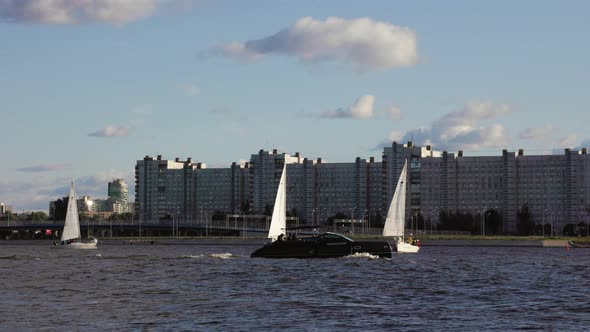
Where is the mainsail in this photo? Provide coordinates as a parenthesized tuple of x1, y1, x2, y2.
(383, 160, 407, 238)
(60, 180, 81, 242)
(268, 165, 287, 241)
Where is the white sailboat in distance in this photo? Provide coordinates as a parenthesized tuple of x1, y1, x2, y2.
(55, 180, 98, 249)
(267, 164, 287, 242)
(383, 160, 419, 253)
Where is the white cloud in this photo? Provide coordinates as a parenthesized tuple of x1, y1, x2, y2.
(16, 163, 71, 173)
(322, 94, 375, 119)
(211, 106, 230, 113)
(0, 169, 133, 212)
(559, 134, 577, 148)
(88, 125, 130, 137)
(388, 130, 404, 142)
(0, 0, 158, 25)
(577, 139, 590, 150)
(132, 104, 154, 115)
(519, 125, 553, 140)
(183, 83, 200, 97)
(380, 101, 514, 152)
(384, 104, 402, 120)
(214, 16, 419, 72)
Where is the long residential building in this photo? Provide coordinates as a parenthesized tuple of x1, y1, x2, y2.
(134, 142, 590, 235)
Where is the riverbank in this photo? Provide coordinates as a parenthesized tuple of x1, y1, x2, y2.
(0, 237, 584, 247)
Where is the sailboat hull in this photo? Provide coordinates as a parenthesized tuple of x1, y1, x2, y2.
(394, 241, 420, 253)
(54, 238, 98, 250)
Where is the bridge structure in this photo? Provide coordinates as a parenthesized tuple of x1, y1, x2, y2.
(0, 215, 388, 239)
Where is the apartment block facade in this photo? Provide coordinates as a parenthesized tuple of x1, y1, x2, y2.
(134, 143, 590, 234)
(134, 156, 196, 222)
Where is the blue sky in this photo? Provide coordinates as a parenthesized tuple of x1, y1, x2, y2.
(1, 0, 589, 212)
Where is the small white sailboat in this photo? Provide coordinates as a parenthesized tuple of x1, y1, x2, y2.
(267, 165, 287, 242)
(383, 160, 419, 253)
(55, 180, 98, 249)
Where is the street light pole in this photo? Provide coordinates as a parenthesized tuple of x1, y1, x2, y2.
(350, 206, 356, 235)
(411, 212, 419, 236)
(542, 209, 547, 237)
(364, 209, 369, 235)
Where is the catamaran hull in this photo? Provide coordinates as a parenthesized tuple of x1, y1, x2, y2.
(251, 235, 393, 258)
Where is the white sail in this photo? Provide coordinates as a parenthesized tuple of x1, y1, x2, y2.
(383, 160, 407, 238)
(61, 180, 81, 242)
(268, 165, 287, 241)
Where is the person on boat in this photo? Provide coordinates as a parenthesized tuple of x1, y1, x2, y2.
(408, 233, 414, 244)
(278, 233, 285, 241)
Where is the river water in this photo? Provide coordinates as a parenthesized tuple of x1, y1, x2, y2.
(0, 244, 588, 331)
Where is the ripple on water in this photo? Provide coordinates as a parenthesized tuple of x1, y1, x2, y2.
(1, 245, 590, 331)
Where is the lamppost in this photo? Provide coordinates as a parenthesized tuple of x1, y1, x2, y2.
(350, 206, 356, 235)
(412, 212, 419, 236)
(430, 210, 439, 235)
(550, 212, 554, 237)
(364, 209, 369, 235)
(138, 213, 142, 239)
(205, 210, 210, 237)
(312, 208, 317, 225)
(541, 209, 548, 237)
(476, 210, 481, 236)
(484, 211, 491, 236)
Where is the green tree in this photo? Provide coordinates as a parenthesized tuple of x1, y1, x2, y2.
(516, 204, 535, 235)
(485, 210, 502, 235)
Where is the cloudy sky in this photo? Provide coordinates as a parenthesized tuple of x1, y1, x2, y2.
(1, 0, 589, 211)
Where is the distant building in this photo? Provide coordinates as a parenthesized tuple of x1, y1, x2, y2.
(49, 179, 131, 220)
(108, 179, 129, 213)
(0, 202, 5, 214)
(49, 195, 94, 220)
(133, 144, 590, 235)
(134, 155, 196, 222)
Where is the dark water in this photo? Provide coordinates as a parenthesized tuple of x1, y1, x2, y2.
(0, 244, 588, 331)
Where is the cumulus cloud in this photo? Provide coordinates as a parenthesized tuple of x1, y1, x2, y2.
(16, 163, 72, 173)
(183, 83, 200, 97)
(88, 125, 130, 137)
(559, 134, 577, 148)
(384, 104, 402, 120)
(519, 125, 553, 140)
(322, 94, 375, 119)
(132, 104, 154, 115)
(0, 169, 133, 212)
(378, 101, 514, 152)
(577, 139, 590, 150)
(210, 106, 230, 113)
(0, 0, 157, 25)
(213, 16, 419, 72)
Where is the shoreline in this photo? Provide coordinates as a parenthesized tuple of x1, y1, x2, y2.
(0, 238, 579, 247)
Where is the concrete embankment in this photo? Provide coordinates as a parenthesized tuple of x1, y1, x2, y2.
(420, 239, 570, 247)
(0, 238, 267, 246)
(0, 238, 575, 247)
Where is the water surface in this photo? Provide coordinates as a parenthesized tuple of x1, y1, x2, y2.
(1, 245, 588, 331)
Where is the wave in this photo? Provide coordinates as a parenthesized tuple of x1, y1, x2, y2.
(180, 254, 205, 259)
(208, 253, 234, 259)
(178, 253, 234, 259)
(345, 252, 381, 260)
